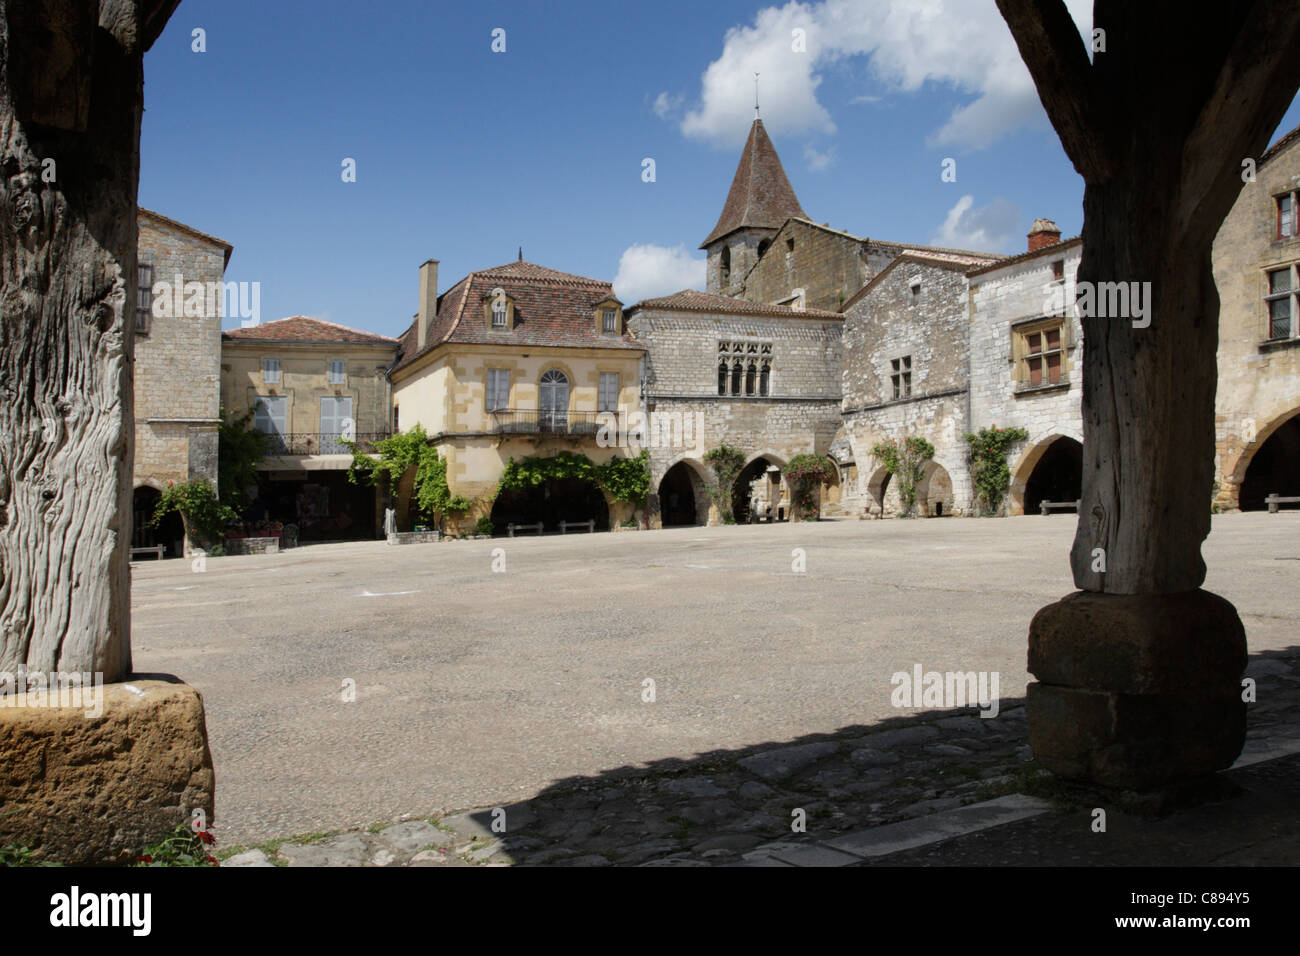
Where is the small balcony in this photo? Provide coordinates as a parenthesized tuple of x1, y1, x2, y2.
(489, 409, 601, 437)
(260, 432, 391, 456)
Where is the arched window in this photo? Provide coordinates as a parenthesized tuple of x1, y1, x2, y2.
(758, 239, 771, 258)
(491, 298, 507, 328)
(731, 361, 743, 395)
(759, 361, 770, 397)
(720, 245, 731, 283)
(718, 361, 728, 396)
(745, 361, 756, 396)
(539, 369, 569, 430)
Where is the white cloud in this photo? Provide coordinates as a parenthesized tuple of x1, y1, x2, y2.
(613, 244, 707, 304)
(930, 194, 1022, 252)
(652, 91, 683, 120)
(804, 143, 836, 171)
(681, 0, 1093, 150)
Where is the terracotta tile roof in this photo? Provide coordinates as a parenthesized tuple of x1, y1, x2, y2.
(391, 260, 644, 374)
(626, 288, 842, 319)
(222, 315, 399, 346)
(701, 119, 809, 248)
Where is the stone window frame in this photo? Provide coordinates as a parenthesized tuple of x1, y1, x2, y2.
(717, 340, 773, 398)
(1262, 262, 1300, 342)
(597, 371, 620, 412)
(262, 357, 281, 385)
(1011, 315, 1071, 390)
(136, 261, 153, 336)
(485, 367, 511, 412)
(890, 355, 912, 399)
(1276, 191, 1300, 240)
(328, 359, 346, 386)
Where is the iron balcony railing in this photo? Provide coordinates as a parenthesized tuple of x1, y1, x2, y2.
(260, 432, 391, 456)
(489, 409, 601, 436)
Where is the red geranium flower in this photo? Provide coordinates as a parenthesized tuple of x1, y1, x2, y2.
(199, 830, 216, 844)
(137, 854, 153, 864)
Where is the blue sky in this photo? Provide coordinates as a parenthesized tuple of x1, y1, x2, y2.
(140, 0, 1300, 337)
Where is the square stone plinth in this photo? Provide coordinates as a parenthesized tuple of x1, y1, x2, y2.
(0, 677, 215, 864)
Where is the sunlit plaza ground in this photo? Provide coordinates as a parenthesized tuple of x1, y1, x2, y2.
(131, 512, 1300, 845)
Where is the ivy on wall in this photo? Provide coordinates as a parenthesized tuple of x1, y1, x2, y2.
(346, 425, 469, 523)
(702, 445, 746, 523)
(870, 435, 936, 517)
(784, 453, 837, 520)
(964, 426, 1029, 516)
(498, 449, 650, 505)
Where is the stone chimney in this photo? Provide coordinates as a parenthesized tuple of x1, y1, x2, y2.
(417, 259, 438, 351)
(1027, 218, 1061, 253)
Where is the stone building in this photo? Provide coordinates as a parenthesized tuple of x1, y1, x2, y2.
(624, 290, 844, 526)
(1211, 125, 1300, 511)
(388, 258, 646, 534)
(840, 251, 997, 517)
(221, 317, 399, 540)
(132, 208, 232, 556)
(967, 230, 1086, 515)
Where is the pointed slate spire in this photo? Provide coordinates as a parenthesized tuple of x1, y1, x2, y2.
(700, 119, 808, 249)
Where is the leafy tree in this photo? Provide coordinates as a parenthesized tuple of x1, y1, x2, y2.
(702, 445, 746, 523)
(870, 436, 936, 517)
(217, 406, 268, 513)
(964, 426, 1029, 516)
(150, 478, 236, 549)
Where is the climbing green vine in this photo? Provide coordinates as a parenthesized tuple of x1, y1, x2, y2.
(702, 445, 746, 523)
(870, 435, 936, 517)
(150, 478, 236, 547)
(346, 425, 469, 523)
(964, 425, 1029, 516)
(497, 449, 650, 505)
(784, 453, 837, 520)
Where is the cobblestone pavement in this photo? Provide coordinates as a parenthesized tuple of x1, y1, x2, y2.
(221, 649, 1300, 867)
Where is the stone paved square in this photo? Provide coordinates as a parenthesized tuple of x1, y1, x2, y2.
(130, 512, 1300, 849)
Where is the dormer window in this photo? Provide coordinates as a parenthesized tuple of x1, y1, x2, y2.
(484, 288, 514, 331)
(593, 299, 623, 335)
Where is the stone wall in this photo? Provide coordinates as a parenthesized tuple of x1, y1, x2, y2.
(134, 212, 227, 493)
(841, 258, 974, 516)
(968, 242, 1085, 514)
(740, 220, 870, 312)
(1211, 133, 1300, 510)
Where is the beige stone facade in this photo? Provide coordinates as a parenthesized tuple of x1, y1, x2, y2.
(132, 209, 231, 555)
(220, 317, 398, 540)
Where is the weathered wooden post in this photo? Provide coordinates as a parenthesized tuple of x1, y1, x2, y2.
(0, 0, 214, 863)
(998, 0, 1300, 789)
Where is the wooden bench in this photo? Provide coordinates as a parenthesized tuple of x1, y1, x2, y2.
(129, 544, 164, 561)
(1040, 499, 1081, 515)
(507, 521, 544, 538)
(558, 519, 595, 534)
(1266, 494, 1300, 513)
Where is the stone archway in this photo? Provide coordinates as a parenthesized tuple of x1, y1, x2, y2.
(657, 459, 710, 527)
(490, 476, 610, 533)
(733, 453, 787, 523)
(916, 461, 955, 517)
(132, 486, 184, 558)
(866, 465, 893, 517)
(1238, 409, 1300, 511)
(1009, 434, 1083, 516)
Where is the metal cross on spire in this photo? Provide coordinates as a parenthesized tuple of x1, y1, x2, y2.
(754, 73, 760, 119)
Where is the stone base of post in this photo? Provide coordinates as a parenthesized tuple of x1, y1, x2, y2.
(1026, 589, 1247, 790)
(0, 677, 215, 864)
